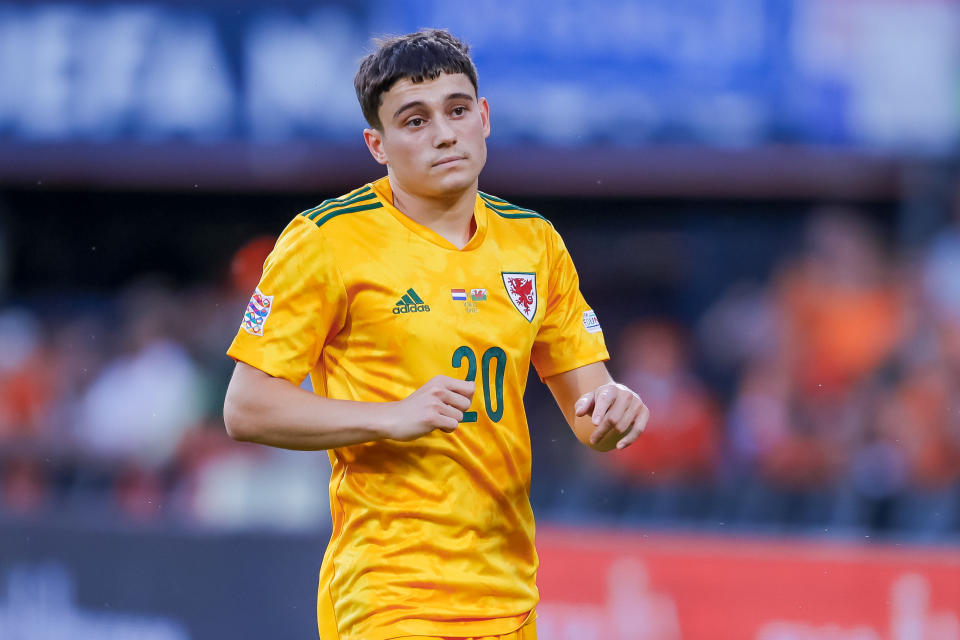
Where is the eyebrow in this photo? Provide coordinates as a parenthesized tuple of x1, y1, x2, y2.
(393, 92, 476, 120)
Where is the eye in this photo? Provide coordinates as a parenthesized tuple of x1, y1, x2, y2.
(451, 106, 466, 116)
(406, 117, 425, 128)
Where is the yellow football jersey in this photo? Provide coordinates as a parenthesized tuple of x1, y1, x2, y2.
(227, 177, 608, 640)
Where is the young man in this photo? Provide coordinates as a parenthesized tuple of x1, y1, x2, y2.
(223, 29, 649, 640)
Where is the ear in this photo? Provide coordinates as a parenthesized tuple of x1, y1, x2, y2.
(363, 128, 388, 165)
(479, 97, 491, 139)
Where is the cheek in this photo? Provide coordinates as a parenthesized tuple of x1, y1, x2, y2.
(384, 139, 421, 166)
(467, 118, 488, 142)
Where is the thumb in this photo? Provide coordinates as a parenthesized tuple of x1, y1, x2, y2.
(575, 391, 595, 417)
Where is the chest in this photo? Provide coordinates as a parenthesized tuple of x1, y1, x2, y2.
(337, 238, 549, 360)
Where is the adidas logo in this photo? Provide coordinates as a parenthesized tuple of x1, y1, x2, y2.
(393, 288, 431, 314)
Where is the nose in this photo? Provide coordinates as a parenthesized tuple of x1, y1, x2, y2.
(432, 117, 457, 148)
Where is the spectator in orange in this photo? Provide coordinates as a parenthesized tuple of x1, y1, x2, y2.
(230, 235, 276, 294)
(775, 210, 905, 398)
(605, 320, 720, 486)
(889, 357, 960, 490)
(0, 456, 49, 514)
(726, 355, 849, 490)
(0, 309, 55, 442)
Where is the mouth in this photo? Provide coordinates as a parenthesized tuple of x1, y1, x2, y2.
(432, 155, 467, 167)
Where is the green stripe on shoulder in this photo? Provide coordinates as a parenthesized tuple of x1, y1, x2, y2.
(305, 191, 376, 220)
(479, 192, 547, 220)
(478, 191, 511, 204)
(312, 201, 383, 228)
(300, 185, 373, 220)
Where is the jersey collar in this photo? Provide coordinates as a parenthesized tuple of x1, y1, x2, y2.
(371, 176, 488, 252)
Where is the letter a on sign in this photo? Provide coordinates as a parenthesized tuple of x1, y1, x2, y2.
(502, 272, 537, 322)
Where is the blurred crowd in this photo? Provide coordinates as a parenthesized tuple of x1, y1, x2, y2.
(0, 235, 333, 530)
(2, 205, 960, 539)
(562, 206, 960, 538)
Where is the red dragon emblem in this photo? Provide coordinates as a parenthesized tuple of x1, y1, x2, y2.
(508, 278, 534, 314)
(502, 272, 537, 321)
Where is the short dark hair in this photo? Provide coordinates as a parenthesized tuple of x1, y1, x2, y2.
(354, 29, 479, 130)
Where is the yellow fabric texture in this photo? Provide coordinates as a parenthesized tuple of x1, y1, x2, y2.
(227, 177, 608, 640)
(398, 616, 537, 640)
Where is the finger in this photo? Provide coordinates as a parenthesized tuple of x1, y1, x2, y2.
(600, 391, 632, 433)
(610, 402, 642, 447)
(591, 385, 616, 426)
(589, 401, 618, 446)
(574, 392, 594, 417)
(427, 375, 475, 402)
(435, 414, 460, 433)
(589, 422, 614, 446)
(430, 373, 472, 388)
(439, 389, 472, 412)
(615, 404, 650, 449)
(436, 402, 464, 425)
(442, 376, 476, 399)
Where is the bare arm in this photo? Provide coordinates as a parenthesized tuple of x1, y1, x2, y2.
(544, 361, 649, 452)
(223, 361, 475, 450)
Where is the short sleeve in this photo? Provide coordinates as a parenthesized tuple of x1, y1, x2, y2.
(531, 227, 609, 380)
(226, 217, 347, 385)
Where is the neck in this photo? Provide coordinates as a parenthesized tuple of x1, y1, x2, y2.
(389, 177, 478, 249)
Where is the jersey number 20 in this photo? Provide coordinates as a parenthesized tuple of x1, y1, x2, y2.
(452, 346, 506, 423)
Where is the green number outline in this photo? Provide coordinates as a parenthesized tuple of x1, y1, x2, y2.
(481, 347, 506, 422)
(451, 346, 478, 423)
(452, 346, 506, 423)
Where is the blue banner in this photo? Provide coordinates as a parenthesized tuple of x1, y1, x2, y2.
(0, 0, 956, 167)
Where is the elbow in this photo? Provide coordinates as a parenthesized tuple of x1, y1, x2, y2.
(223, 389, 259, 442)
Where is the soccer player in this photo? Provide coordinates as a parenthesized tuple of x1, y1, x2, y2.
(223, 29, 649, 640)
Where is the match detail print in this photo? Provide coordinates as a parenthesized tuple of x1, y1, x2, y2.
(582, 309, 602, 333)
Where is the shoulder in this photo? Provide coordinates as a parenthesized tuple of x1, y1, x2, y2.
(478, 191, 551, 225)
(296, 183, 385, 233)
(269, 184, 384, 262)
(479, 191, 568, 257)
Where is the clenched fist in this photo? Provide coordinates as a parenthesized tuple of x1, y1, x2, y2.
(575, 382, 649, 451)
(385, 375, 476, 442)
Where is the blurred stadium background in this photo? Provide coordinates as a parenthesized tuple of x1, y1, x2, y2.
(2, 1, 960, 638)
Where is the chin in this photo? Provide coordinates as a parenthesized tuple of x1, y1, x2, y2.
(427, 173, 478, 197)
(435, 163, 483, 191)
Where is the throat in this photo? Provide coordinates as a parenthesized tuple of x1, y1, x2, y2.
(422, 213, 476, 249)
(391, 186, 478, 249)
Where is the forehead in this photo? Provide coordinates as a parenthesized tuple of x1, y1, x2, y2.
(380, 72, 477, 110)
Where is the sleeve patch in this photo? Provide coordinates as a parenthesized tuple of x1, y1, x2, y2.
(582, 309, 602, 334)
(241, 288, 274, 336)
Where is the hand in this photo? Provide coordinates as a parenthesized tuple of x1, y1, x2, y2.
(385, 375, 475, 441)
(575, 382, 649, 451)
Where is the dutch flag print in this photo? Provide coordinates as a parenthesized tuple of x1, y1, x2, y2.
(451, 289, 467, 301)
